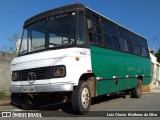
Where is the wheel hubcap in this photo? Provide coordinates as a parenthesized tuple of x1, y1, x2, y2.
(81, 88, 90, 109)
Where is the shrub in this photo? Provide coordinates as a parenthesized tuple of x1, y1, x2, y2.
(0, 89, 5, 100)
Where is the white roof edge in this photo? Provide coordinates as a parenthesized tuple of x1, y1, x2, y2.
(85, 6, 147, 40)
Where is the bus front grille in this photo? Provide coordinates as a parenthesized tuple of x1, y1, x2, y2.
(18, 67, 52, 81)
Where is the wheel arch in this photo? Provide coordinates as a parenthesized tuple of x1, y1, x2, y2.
(138, 76, 143, 85)
(76, 73, 96, 97)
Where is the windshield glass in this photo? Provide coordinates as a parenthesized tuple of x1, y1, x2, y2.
(19, 12, 76, 55)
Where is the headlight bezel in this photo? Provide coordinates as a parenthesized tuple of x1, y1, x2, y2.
(11, 72, 18, 81)
(52, 65, 66, 78)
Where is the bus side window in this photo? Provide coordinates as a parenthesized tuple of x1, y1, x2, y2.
(77, 12, 87, 45)
(87, 19, 92, 31)
(102, 19, 118, 37)
(120, 39, 128, 51)
(86, 15, 101, 44)
(126, 41, 133, 53)
(103, 33, 120, 50)
(141, 47, 149, 57)
(104, 33, 112, 47)
(118, 26, 131, 40)
(139, 37, 148, 48)
(130, 33, 141, 45)
(112, 36, 120, 49)
(133, 44, 141, 55)
(86, 16, 93, 42)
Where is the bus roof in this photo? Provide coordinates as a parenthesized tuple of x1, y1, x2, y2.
(85, 6, 147, 40)
(24, 3, 147, 40)
(24, 4, 85, 28)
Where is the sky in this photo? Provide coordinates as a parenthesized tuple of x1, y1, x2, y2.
(0, 0, 160, 52)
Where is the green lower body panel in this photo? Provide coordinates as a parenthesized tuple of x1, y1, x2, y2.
(143, 77, 152, 85)
(90, 46, 152, 96)
(96, 78, 138, 96)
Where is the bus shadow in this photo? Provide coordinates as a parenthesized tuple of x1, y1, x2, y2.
(91, 94, 125, 105)
(37, 103, 76, 116)
(37, 93, 126, 116)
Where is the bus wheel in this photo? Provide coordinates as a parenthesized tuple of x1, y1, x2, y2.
(72, 81, 91, 114)
(11, 93, 23, 108)
(131, 80, 142, 98)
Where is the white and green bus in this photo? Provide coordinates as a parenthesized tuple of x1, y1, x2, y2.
(10, 3, 152, 114)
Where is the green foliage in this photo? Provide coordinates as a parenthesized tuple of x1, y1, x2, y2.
(0, 89, 5, 100)
(155, 48, 160, 63)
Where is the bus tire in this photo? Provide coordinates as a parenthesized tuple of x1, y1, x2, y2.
(131, 80, 142, 98)
(11, 93, 23, 108)
(71, 81, 91, 114)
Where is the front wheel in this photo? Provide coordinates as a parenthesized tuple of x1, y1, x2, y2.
(71, 81, 91, 114)
(131, 80, 142, 98)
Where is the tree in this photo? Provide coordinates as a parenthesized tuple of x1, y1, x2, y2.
(8, 33, 20, 54)
(155, 48, 160, 63)
(1, 33, 20, 54)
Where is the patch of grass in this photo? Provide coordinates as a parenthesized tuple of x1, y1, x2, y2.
(0, 89, 5, 100)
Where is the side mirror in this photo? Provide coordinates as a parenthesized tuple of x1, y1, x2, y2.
(87, 19, 92, 31)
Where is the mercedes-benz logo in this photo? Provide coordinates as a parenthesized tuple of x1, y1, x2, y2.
(28, 72, 36, 84)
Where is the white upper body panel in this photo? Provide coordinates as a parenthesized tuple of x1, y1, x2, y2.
(11, 47, 92, 86)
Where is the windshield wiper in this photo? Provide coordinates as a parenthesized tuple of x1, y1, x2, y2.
(33, 43, 57, 50)
(19, 50, 27, 55)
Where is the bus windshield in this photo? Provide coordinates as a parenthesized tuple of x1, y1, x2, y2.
(19, 12, 77, 55)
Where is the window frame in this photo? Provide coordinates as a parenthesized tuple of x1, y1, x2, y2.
(132, 44, 142, 55)
(101, 18, 118, 37)
(86, 12, 102, 45)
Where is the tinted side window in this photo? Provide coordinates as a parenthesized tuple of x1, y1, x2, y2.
(112, 37, 120, 49)
(93, 34, 101, 44)
(86, 15, 101, 44)
(120, 39, 127, 51)
(102, 19, 118, 36)
(142, 47, 149, 57)
(103, 33, 120, 49)
(133, 44, 141, 55)
(126, 41, 132, 53)
(118, 26, 131, 40)
(77, 12, 87, 45)
(92, 15, 100, 34)
(139, 37, 148, 48)
(130, 33, 140, 44)
(104, 33, 112, 47)
(145, 48, 149, 57)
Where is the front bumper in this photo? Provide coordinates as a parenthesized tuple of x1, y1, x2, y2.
(10, 83, 74, 93)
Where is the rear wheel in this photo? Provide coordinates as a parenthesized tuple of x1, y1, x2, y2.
(131, 80, 142, 98)
(72, 81, 91, 114)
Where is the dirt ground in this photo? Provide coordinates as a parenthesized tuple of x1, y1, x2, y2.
(0, 95, 14, 111)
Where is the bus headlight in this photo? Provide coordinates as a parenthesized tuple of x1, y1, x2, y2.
(12, 72, 18, 81)
(53, 66, 66, 77)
